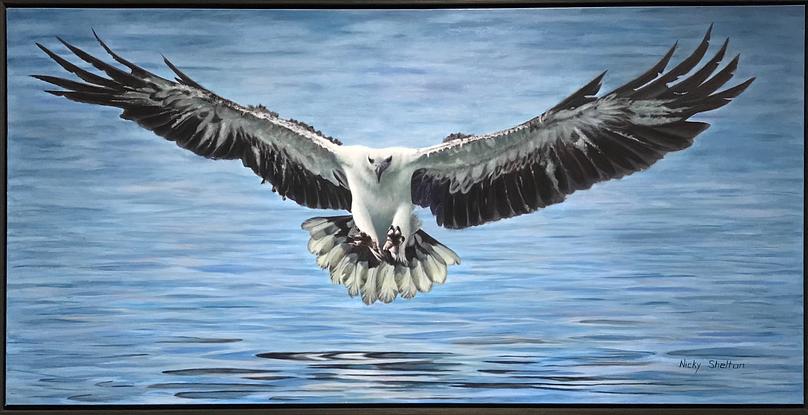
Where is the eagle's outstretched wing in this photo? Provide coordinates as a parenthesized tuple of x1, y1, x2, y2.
(410, 27, 754, 229)
(34, 32, 352, 211)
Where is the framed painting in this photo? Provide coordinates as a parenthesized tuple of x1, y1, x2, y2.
(1, 1, 805, 413)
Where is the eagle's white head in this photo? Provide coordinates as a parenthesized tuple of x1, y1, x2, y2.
(366, 155, 393, 183)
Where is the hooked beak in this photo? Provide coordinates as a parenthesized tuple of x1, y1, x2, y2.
(371, 156, 392, 183)
(375, 164, 388, 183)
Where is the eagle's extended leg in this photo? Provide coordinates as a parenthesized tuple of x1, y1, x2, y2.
(382, 225, 406, 264)
(348, 231, 385, 262)
(349, 231, 373, 247)
(382, 206, 416, 265)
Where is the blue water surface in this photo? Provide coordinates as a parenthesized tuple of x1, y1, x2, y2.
(5, 6, 805, 404)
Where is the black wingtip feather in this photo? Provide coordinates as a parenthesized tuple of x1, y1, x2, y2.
(631, 26, 714, 99)
(92, 29, 158, 79)
(717, 38, 730, 58)
(55, 36, 86, 59)
(672, 53, 740, 106)
(702, 53, 740, 88)
(55, 35, 69, 47)
(593, 70, 608, 88)
(662, 37, 729, 99)
(35, 41, 122, 90)
(715, 77, 756, 99)
(92, 29, 131, 66)
(549, 70, 608, 113)
(608, 41, 678, 96)
(162, 54, 209, 92)
(31, 74, 117, 94)
(55, 35, 148, 88)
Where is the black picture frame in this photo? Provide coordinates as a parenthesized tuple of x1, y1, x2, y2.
(1, 1, 805, 414)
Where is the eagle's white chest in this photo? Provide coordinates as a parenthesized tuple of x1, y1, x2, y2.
(345, 164, 416, 245)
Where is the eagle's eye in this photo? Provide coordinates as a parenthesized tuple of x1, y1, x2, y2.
(368, 157, 374, 164)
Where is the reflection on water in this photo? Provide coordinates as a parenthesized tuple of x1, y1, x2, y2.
(140, 345, 785, 402)
(5, 7, 804, 405)
(152, 350, 655, 400)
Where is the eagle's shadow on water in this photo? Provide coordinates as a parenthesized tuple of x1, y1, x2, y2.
(140, 349, 695, 401)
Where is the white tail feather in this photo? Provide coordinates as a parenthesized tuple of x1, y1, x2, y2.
(377, 265, 398, 303)
(361, 268, 378, 304)
(411, 261, 432, 292)
(346, 262, 364, 297)
(395, 265, 417, 299)
(431, 244, 461, 265)
(423, 254, 446, 284)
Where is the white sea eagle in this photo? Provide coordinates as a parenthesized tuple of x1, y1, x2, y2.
(35, 27, 753, 304)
